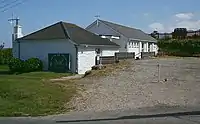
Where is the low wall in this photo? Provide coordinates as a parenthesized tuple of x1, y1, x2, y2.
(100, 56, 116, 64)
(95, 52, 135, 65)
(115, 52, 135, 60)
(141, 52, 155, 59)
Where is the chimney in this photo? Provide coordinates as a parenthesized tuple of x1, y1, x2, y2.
(13, 24, 23, 40)
(9, 17, 23, 41)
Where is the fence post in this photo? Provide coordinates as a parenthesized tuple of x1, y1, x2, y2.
(158, 61, 160, 83)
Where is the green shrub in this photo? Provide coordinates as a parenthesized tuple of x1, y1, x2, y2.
(8, 58, 24, 73)
(158, 39, 200, 57)
(24, 58, 43, 72)
(0, 48, 12, 65)
(8, 57, 43, 73)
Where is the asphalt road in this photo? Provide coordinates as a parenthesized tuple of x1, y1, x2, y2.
(1, 106, 200, 124)
(1, 116, 200, 124)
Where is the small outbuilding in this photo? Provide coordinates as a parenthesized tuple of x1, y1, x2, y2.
(13, 21, 119, 74)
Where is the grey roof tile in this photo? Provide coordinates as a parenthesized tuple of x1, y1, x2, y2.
(18, 21, 119, 47)
(99, 19, 157, 42)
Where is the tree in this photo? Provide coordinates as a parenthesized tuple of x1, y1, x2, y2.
(150, 30, 159, 39)
(172, 28, 187, 39)
(0, 42, 5, 50)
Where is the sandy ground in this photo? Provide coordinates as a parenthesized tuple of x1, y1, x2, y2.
(70, 57, 200, 113)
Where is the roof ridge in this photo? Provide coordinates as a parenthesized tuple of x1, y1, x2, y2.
(98, 19, 156, 41)
(98, 19, 126, 37)
(99, 19, 140, 31)
(60, 21, 71, 39)
(17, 22, 62, 40)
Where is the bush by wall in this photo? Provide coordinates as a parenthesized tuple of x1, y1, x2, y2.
(8, 58, 24, 73)
(24, 58, 43, 72)
(158, 39, 200, 57)
(0, 48, 12, 65)
(8, 57, 43, 73)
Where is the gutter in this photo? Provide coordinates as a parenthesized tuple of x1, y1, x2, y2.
(16, 40, 21, 59)
(74, 44, 79, 74)
(129, 38, 157, 43)
(79, 44, 120, 48)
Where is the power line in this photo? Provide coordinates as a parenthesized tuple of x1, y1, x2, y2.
(0, 0, 29, 13)
(0, 0, 20, 10)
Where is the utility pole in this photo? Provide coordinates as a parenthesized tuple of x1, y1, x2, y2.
(8, 15, 22, 42)
(157, 60, 161, 83)
(8, 14, 20, 42)
(8, 14, 20, 29)
(8, 17, 20, 26)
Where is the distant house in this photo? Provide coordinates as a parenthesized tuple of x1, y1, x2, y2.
(152, 29, 200, 39)
(13, 21, 119, 74)
(86, 19, 158, 58)
(187, 30, 200, 37)
(158, 33, 172, 39)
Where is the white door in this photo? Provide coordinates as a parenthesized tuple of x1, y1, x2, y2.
(78, 49, 96, 74)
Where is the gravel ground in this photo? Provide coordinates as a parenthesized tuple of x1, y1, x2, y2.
(71, 57, 200, 112)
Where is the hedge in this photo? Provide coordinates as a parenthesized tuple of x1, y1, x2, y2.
(24, 58, 43, 72)
(8, 58, 24, 73)
(158, 39, 200, 57)
(0, 48, 12, 65)
(8, 57, 43, 73)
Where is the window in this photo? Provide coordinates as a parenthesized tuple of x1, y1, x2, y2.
(129, 42, 132, 48)
(135, 42, 138, 48)
(131, 42, 133, 48)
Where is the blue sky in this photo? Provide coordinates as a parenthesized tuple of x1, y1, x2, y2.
(0, 0, 200, 47)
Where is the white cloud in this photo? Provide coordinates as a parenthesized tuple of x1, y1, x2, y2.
(148, 12, 200, 33)
(148, 22, 165, 32)
(175, 13, 194, 20)
(174, 20, 200, 29)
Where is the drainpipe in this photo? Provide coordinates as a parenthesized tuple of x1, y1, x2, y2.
(74, 45, 78, 74)
(16, 40, 21, 59)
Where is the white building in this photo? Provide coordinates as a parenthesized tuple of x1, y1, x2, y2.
(86, 19, 158, 58)
(13, 21, 119, 74)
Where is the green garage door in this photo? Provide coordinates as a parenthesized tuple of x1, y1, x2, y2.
(48, 53, 70, 73)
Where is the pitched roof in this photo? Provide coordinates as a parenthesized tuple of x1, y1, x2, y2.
(18, 21, 119, 47)
(98, 19, 157, 42)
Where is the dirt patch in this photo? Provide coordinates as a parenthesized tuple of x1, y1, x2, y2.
(85, 60, 131, 78)
(70, 58, 200, 113)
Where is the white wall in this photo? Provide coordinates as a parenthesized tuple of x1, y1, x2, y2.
(18, 39, 77, 73)
(127, 41, 158, 58)
(77, 46, 119, 74)
(153, 43, 158, 55)
(149, 43, 153, 52)
(78, 47, 96, 74)
(102, 47, 119, 56)
(143, 42, 148, 52)
(127, 41, 140, 58)
(87, 21, 128, 52)
(12, 41, 19, 58)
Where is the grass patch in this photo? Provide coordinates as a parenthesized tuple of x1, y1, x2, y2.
(0, 65, 9, 71)
(0, 65, 10, 75)
(0, 65, 76, 117)
(87, 60, 131, 77)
